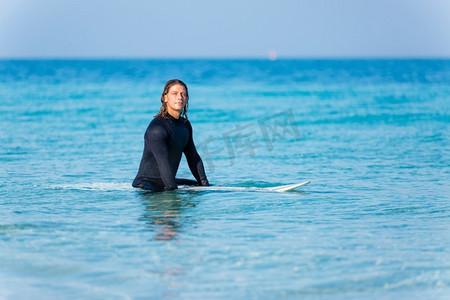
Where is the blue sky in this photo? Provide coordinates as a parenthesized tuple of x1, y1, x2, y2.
(0, 0, 449, 58)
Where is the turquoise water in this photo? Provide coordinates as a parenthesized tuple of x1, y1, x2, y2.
(1, 59, 449, 299)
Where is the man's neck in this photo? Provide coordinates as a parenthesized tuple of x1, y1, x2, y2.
(167, 110, 181, 119)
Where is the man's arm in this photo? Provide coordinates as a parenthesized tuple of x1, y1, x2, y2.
(184, 121, 209, 186)
(147, 123, 178, 190)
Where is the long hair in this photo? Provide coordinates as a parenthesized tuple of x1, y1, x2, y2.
(155, 79, 189, 120)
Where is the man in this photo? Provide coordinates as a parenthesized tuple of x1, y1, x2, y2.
(132, 79, 209, 192)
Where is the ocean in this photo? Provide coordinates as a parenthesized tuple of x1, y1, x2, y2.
(0, 59, 449, 299)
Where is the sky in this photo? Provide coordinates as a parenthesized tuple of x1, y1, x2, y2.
(0, 0, 449, 58)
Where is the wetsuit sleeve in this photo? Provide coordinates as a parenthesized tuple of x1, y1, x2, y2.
(146, 122, 178, 190)
(184, 121, 209, 186)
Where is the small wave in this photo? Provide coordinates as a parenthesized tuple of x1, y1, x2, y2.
(48, 182, 134, 191)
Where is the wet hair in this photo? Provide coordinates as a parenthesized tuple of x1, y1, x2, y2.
(155, 79, 189, 119)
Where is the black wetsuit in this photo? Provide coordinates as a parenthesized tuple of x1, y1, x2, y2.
(132, 114, 209, 192)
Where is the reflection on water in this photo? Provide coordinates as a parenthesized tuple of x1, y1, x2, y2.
(138, 191, 199, 241)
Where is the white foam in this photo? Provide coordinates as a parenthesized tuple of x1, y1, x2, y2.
(48, 182, 134, 191)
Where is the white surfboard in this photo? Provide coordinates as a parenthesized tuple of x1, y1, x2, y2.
(180, 180, 311, 193)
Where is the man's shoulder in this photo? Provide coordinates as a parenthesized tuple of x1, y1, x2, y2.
(150, 116, 165, 125)
(151, 115, 177, 125)
(147, 117, 169, 135)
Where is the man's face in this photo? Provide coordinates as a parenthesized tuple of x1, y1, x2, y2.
(164, 84, 187, 116)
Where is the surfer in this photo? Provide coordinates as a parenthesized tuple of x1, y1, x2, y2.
(132, 79, 210, 192)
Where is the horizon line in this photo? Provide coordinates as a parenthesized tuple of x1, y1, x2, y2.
(1, 55, 449, 61)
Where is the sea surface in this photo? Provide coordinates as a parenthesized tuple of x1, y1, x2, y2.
(0, 59, 449, 299)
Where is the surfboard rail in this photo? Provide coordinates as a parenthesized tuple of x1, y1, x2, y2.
(180, 180, 311, 192)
